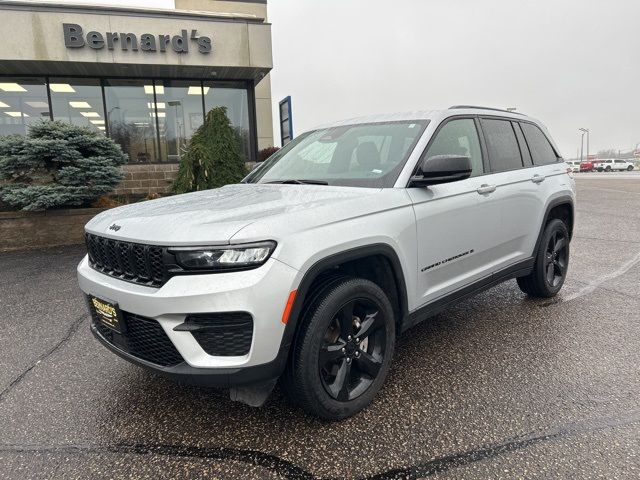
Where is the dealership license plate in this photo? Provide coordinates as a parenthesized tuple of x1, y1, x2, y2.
(90, 296, 124, 333)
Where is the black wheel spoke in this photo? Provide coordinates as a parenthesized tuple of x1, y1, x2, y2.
(337, 301, 355, 338)
(355, 351, 381, 378)
(546, 262, 555, 284)
(554, 237, 566, 253)
(355, 310, 383, 340)
(328, 358, 352, 401)
(319, 342, 345, 367)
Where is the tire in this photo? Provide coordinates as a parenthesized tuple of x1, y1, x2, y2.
(628, 165, 634, 171)
(605, 166, 612, 172)
(282, 277, 396, 420)
(517, 219, 570, 298)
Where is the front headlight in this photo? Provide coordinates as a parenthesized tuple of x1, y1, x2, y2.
(170, 241, 276, 271)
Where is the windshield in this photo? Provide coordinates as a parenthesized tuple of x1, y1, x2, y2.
(244, 120, 429, 187)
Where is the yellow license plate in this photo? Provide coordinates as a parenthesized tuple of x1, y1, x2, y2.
(90, 296, 124, 333)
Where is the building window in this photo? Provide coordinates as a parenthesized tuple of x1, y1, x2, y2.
(155, 80, 206, 162)
(104, 79, 161, 163)
(203, 82, 251, 162)
(0, 77, 49, 136)
(49, 78, 106, 135)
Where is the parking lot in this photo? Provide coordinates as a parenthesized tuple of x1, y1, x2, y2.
(1, 174, 639, 479)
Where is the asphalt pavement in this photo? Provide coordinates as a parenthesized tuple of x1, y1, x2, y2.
(1, 175, 639, 479)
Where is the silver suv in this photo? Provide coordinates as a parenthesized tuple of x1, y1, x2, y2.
(78, 106, 576, 420)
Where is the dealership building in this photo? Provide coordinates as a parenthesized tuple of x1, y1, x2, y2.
(0, 0, 273, 195)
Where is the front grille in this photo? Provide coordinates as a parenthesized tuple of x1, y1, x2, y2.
(90, 306, 183, 367)
(85, 233, 166, 287)
(184, 313, 253, 357)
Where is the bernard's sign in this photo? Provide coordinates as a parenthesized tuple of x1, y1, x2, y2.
(63, 23, 212, 54)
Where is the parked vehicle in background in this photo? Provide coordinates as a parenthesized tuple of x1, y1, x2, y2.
(77, 106, 576, 420)
(580, 160, 594, 172)
(567, 161, 580, 172)
(597, 159, 635, 172)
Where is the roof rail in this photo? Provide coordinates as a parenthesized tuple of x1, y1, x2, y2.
(449, 105, 526, 116)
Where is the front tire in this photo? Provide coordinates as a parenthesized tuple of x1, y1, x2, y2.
(517, 219, 570, 298)
(282, 277, 396, 420)
(628, 165, 634, 171)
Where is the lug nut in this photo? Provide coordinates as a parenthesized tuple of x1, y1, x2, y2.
(355, 351, 360, 357)
(341, 347, 346, 353)
(346, 358, 351, 363)
(355, 338, 360, 344)
(347, 335, 352, 341)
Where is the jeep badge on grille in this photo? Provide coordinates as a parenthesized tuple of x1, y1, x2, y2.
(108, 223, 121, 232)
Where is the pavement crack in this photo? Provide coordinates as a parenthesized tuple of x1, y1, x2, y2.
(364, 410, 640, 479)
(0, 443, 315, 480)
(0, 313, 86, 403)
(2, 410, 639, 480)
(562, 249, 640, 302)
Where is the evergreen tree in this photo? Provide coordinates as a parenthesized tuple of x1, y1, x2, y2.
(0, 121, 126, 211)
(173, 106, 247, 193)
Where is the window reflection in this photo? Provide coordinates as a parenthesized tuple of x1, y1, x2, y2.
(155, 80, 204, 162)
(0, 77, 49, 136)
(104, 79, 160, 163)
(49, 78, 105, 135)
(203, 83, 251, 162)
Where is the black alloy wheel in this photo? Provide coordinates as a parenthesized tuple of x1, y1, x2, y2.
(517, 218, 570, 298)
(282, 277, 395, 420)
(543, 229, 568, 288)
(319, 298, 387, 401)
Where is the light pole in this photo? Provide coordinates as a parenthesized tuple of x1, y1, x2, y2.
(579, 128, 590, 161)
(579, 130, 585, 162)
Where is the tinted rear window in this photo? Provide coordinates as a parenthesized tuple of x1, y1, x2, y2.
(481, 119, 523, 172)
(520, 123, 558, 165)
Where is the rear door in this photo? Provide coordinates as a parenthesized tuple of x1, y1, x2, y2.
(475, 117, 548, 271)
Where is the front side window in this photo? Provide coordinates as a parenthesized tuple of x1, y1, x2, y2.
(0, 77, 49, 137)
(481, 118, 523, 172)
(520, 122, 558, 165)
(245, 120, 428, 188)
(423, 118, 483, 176)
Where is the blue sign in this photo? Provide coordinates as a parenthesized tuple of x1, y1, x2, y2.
(279, 96, 293, 146)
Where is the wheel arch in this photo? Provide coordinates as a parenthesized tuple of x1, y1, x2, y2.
(533, 196, 574, 256)
(277, 244, 409, 370)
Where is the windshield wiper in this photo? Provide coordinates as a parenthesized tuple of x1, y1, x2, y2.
(266, 179, 329, 185)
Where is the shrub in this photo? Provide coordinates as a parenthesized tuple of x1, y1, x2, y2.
(173, 107, 247, 194)
(258, 146, 280, 162)
(0, 121, 127, 211)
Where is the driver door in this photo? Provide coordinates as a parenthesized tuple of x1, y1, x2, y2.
(407, 117, 495, 307)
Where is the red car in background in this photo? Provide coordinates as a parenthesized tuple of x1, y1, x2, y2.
(580, 160, 595, 172)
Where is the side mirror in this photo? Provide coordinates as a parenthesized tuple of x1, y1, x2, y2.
(409, 154, 472, 187)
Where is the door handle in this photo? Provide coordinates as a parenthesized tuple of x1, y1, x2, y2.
(476, 184, 496, 195)
(531, 174, 546, 184)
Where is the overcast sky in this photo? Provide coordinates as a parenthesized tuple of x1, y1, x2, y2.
(28, 0, 640, 157)
(268, 0, 640, 157)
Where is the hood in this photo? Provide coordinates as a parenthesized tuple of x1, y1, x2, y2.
(85, 183, 383, 245)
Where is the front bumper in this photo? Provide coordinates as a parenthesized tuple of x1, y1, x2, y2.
(78, 255, 299, 386)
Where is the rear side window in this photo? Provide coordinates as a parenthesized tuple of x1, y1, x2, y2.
(513, 122, 533, 166)
(480, 118, 523, 172)
(520, 123, 558, 165)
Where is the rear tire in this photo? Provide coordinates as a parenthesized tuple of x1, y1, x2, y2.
(628, 165, 634, 171)
(282, 277, 396, 420)
(517, 219, 570, 298)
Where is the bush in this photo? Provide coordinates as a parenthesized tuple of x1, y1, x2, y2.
(0, 121, 127, 211)
(173, 107, 247, 194)
(258, 146, 280, 162)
